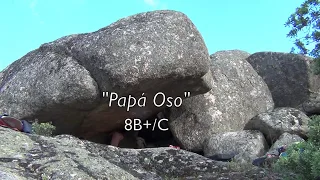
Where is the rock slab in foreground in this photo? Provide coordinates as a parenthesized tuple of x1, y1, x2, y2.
(169, 50, 274, 151)
(0, 10, 212, 139)
(0, 127, 282, 180)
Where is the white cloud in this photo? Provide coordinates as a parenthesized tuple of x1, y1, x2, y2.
(29, 0, 38, 16)
(30, 0, 37, 8)
(72, 0, 86, 5)
(29, 0, 45, 24)
(143, 0, 167, 9)
(144, 0, 158, 7)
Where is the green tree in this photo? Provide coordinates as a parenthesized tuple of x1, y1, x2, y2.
(285, 0, 320, 74)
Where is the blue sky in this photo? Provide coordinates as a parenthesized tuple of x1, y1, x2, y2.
(0, 0, 304, 71)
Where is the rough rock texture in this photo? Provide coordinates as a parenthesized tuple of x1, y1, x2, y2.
(268, 132, 305, 153)
(0, 10, 212, 139)
(0, 127, 281, 180)
(246, 52, 320, 108)
(244, 107, 310, 145)
(203, 130, 269, 163)
(298, 98, 320, 115)
(169, 50, 274, 151)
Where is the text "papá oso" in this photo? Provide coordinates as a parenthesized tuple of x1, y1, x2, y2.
(102, 92, 191, 111)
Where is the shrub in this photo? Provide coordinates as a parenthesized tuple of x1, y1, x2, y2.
(273, 115, 320, 179)
(308, 115, 320, 146)
(32, 119, 56, 137)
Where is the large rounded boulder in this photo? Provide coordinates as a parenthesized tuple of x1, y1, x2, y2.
(246, 52, 320, 110)
(169, 50, 274, 151)
(0, 10, 212, 139)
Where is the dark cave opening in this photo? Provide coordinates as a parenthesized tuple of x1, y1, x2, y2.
(79, 108, 206, 156)
(108, 110, 181, 149)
